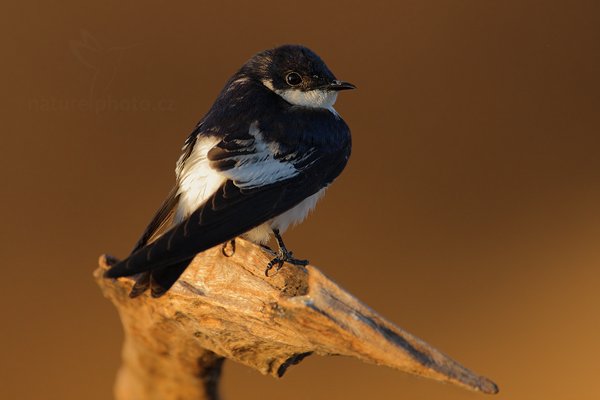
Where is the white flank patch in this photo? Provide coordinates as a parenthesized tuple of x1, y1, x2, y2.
(175, 136, 226, 221)
(261, 79, 339, 115)
(242, 223, 273, 244)
(244, 188, 327, 244)
(271, 188, 327, 233)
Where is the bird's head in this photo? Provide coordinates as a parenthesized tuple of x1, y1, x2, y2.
(241, 45, 355, 110)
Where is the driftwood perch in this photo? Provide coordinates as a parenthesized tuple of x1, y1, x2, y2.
(95, 239, 498, 400)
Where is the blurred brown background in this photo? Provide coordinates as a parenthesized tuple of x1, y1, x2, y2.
(2, 0, 599, 399)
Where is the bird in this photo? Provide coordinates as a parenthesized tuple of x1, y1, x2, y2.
(104, 44, 355, 298)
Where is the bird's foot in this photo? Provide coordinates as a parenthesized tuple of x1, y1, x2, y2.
(263, 229, 308, 276)
(221, 239, 236, 257)
(264, 249, 308, 277)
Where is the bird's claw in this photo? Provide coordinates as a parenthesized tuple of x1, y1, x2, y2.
(262, 229, 308, 276)
(221, 239, 236, 257)
(264, 249, 308, 276)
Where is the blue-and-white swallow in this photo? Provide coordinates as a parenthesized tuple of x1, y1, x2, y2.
(105, 45, 355, 297)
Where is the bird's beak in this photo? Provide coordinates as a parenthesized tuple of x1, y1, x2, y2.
(324, 80, 356, 91)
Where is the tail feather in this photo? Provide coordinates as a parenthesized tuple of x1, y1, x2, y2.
(104, 186, 181, 296)
(128, 272, 151, 298)
(114, 261, 192, 298)
(150, 260, 192, 298)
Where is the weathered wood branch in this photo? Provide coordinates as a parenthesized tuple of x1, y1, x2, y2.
(95, 239, 498, 400)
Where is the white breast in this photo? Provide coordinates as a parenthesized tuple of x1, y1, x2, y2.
(243, 188, 327, 244)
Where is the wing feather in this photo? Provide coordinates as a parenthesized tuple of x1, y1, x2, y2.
(130, 186, 180, 253)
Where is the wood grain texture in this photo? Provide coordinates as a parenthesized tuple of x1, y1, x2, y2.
(95, 239, 498, 400)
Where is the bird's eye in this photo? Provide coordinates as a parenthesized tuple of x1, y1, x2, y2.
(285, 72, 302, 86)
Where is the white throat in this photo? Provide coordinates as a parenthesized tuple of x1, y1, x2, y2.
(262, 79, 339, 114)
